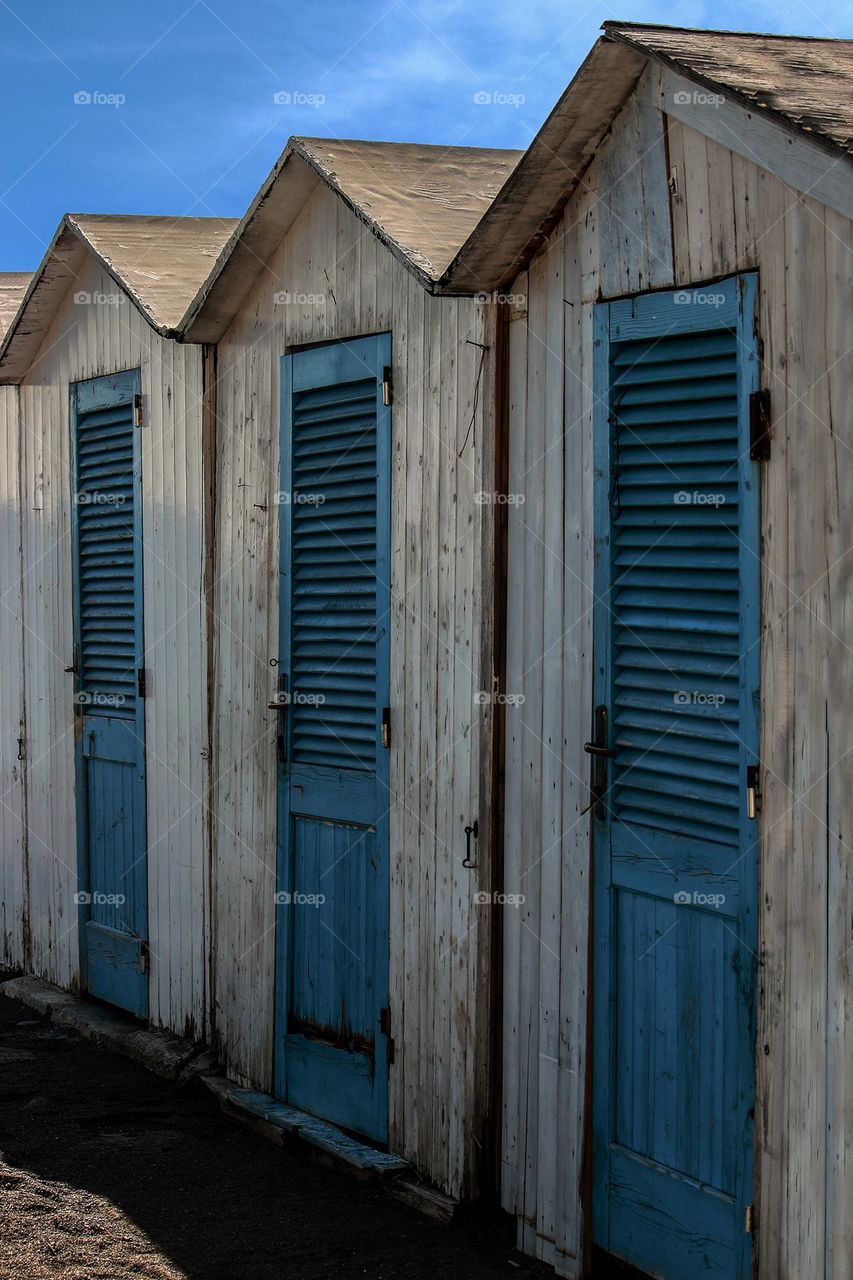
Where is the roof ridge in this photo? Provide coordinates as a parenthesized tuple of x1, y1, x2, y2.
(603, 20, 852, 42)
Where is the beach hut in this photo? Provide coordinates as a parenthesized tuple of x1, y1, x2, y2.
(0, 273, 32, 968)
(0, 214, 236, 1032)
(180, 136, 521, 1197)
(437, 22, 853, 1280)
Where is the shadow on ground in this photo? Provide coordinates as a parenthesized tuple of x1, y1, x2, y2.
(0, 993, 555, 1280)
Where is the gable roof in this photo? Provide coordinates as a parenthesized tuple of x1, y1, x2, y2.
(606, 22, 853, 154)
(182, 137, 523, 343)
(0, 214, 238, 383)
(0, 274, 32, 340)
(440, 23, 853, 293)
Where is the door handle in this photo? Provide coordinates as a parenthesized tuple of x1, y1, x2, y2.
(585, 705, 613, 820)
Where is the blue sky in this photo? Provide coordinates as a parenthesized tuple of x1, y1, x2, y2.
(2, 0, 851, 269)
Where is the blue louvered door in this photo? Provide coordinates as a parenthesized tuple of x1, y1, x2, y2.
(71, 370, 148, 1018)
(275, 335, 391, 1140)
(591, 277, 760, 1278)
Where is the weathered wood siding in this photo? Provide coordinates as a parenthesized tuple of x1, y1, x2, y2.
(503, 64, 853, 1279)
(210, 180, 497, 1196)
(0, 385, 26, 968)
(15, 254, 210, 1037)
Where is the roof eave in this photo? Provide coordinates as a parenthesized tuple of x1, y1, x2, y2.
(437, 38, 648, 294)
(0, 216, 180, 384)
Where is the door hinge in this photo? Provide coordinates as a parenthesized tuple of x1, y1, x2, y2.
(133, 393, 144, 427)
(139, 941, 149, 974)
(749, 389, 771, 461)
(381, 706, 391, 749)
(137, 667, 147, 699)
(744, 1203, 755, 1234)
(382, 366, 392, 407)
(746, 763, 760, 819)
(380, 1006, 395, 1063)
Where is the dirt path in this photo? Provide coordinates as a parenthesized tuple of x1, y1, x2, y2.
(0, 993, 553, 1280)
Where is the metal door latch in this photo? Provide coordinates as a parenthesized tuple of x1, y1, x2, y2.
(381, 706, 391, 749)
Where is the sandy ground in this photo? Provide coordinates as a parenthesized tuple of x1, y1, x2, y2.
(0, 992, 555, 1280)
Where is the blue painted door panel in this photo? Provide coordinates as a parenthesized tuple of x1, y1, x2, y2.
(276, 335, 391, 1141)
(71, 370, 148, 1018)
(592, 276, 760, 1278)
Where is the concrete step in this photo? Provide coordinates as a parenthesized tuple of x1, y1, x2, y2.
(0, 976, 216, 1081)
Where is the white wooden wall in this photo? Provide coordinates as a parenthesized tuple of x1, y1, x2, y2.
(0, 386, 26, 968)
(16, 255, 210, 1037)
(211, 180, 496, 1197)
(503, 65, 853, 1279)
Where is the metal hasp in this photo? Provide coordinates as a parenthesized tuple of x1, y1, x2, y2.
(463, 818, 479, 868)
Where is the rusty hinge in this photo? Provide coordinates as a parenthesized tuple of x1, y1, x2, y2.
(134, 393, 144, 427)
(380, 1006, 395, 1063)
(749, 389, 771, 461)
(137, 667, 147, 699)
(744, 1203, 755, 1234)
(381, 706, 391, 749)
(139, 941, 149, 974)
(382, 366, 392, 407)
